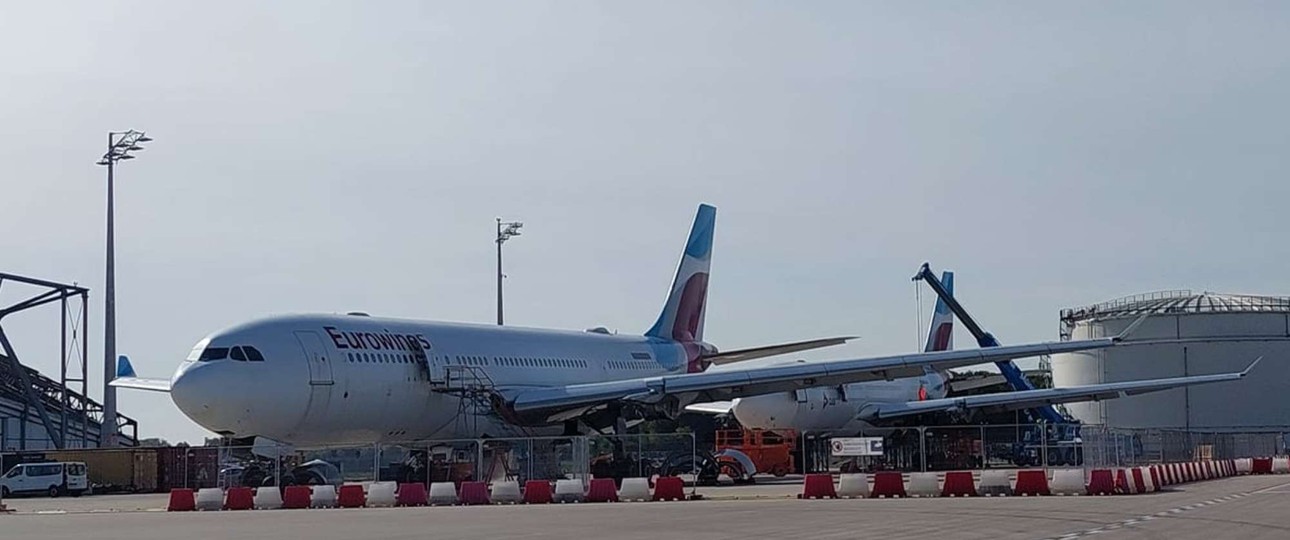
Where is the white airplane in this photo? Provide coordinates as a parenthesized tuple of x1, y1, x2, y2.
(113, 204, 1255, 447)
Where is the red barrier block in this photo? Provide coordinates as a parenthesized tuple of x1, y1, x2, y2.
(586, 478, 619, 503)
(799, 473, 837, 500)
(870, 472, 907, 498)
(397, 483, 428, 507)
(167, 488, 196, 512)
(459, 481, 490, 505)
(941, 471, 977, 497)
(338, 484, 366, 508)
(524, 480, 553, 504)
(1115, 469, 1135, 494)
(283, 485, 312, 509)
(223, 487, 254, 511)
(652, 476, 686, 502)
(1014, 469, 1050, 496)
(1131, 468, 1148, 493)
(1149, 466, 1162, 490)
(1087, 469, 1115, 496)
(1253, 457, 1273, 474)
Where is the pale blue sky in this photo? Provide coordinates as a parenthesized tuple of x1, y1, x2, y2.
(2, 2, 1287, 443)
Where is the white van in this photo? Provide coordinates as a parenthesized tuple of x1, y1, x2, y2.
(1, 462, 88, 498)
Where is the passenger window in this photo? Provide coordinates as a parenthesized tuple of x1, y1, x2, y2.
(245, 346, 265, 362)
(4, 467, 19, 478)
(199, 347, 229, 362)
(230, 346, 247, 361)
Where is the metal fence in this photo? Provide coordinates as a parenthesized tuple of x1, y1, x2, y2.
(822, 424, 1288, 473)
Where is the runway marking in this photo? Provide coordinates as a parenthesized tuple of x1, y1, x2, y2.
(1040, 492, 1255, 539)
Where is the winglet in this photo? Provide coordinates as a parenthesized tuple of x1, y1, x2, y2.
(116, 355, 137, 378)
(1113, 314, 1150, 342)
(1240, 356, 1263, 377)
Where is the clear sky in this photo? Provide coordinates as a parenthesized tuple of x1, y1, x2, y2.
(2, 2, 1287, 444)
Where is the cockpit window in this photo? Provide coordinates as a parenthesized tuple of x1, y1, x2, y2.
(199, 347, 230, 362)
(230, 346, 247, 361)
(244, 346, 265, 362)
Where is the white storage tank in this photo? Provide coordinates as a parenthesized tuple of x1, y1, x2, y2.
(1052, 291, 1290, 432)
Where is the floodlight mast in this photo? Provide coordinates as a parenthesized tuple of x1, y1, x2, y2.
(496, 218, 523, 325)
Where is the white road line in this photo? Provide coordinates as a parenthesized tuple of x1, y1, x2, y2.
(1040, 483, 1267, 540)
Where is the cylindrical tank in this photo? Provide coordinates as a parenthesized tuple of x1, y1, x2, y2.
(1052, 291, 1290, 432)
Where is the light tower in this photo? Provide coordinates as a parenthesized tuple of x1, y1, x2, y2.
(496, 218, 523, 325)
(95, 130, 152, 447)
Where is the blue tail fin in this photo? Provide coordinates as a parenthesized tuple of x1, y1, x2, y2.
(924, 271, 954, 352)
(646, 204, 716, 342)
(116, 355, 137, 378)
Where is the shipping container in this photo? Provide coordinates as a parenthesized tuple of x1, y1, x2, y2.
(43, 448, 159, 493)
(157, 446, 219, 490)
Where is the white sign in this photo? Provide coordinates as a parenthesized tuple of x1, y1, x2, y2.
(830, 437, 884, 457)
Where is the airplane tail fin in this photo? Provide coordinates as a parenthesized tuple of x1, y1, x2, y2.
(924, 271, 954, 352)
(117, 355, 137, 378)
(645, 204, 715, 343)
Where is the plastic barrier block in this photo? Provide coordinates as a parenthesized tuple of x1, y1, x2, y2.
(311, 485, 337, 508)
(1170, 464, 1181, 484)
(338, 484, 366, 508)
(1115, 469, 1134, 494)
(1148, 467, 1162, 491)
(167, 489, 196, 512)
(490, 481, 522, 504)
(870, 472, 907, 498)
(1050, 469, 1084, 496)
(459, 481, 490, 505)
(1252, 457, 1273, 475)
(554, 479, 585, 503)
(838, 473, 870, 498)
(195, 488, 225, 511)
(907, 472, 939, 497)
(618, 478, 651, 502)
(1087, 469, 1115, 496)
(1131, 468, 1148, 493)
(398, 483, 429, 507)
(367, 482, 397, 507)
(525, 480, 554, 504)
(1014, 470, 1050, 496)
(1203, 462, 1214, 479)
(941, 471, 976, 497)
(253, 487, 283, 510)
(428, 482, 458, 506)
(978, 470, 1012, 496)
(652, 477, 685, 502)
(800, 473, 838, 500)
(1236, 458, 1252, 474)
(1273, 457, 1290, 474)
(223, 487, 254, 511)
(586, 478, 619, 503)
(282, 485, 312, 509)
(1139, 467, 1156, 493)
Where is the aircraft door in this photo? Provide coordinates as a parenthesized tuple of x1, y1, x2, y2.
(294, 331, 334, 385)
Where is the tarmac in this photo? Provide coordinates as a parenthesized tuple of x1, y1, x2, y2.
(3, 475, 1289, 540)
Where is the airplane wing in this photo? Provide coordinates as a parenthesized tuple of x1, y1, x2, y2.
(502, 334, 1125, 424)
(863, 358, 1260, 420)
(108, 355, 172, 392)
(684, 400, 734, 414)
(703, 337, 855, 366)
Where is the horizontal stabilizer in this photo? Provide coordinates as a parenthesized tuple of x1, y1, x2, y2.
(704, 337, 855, 366)
(684, 401, 734, 414)
(111, 355, 171, 392)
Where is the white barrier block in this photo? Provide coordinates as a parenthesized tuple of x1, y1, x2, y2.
(906, 472, 939, 497)
(1138, 467, 1156, 492)
(428, 482, 458, 506)
(311, 485, 337, 508)
(1050, 469, 1085, 495)
(554, 479, 584, 503)
(978, 470, 1011, 496)
(367, 482, 397, 507)
(489, 481, 522, 504)
(837, 473, 869, 498)
(617, 478, 651, 502)
(1236, 458, 1252, 474)
(195, 488, 224, 511)
(1273, 457, 1290, 474)
(253, 487, 283, 510)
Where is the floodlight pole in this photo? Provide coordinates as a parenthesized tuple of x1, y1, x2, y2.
(98, 129, 151, 447)
(496, 219, 522, 325)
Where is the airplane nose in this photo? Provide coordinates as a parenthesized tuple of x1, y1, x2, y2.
(171, 362, 234, 434)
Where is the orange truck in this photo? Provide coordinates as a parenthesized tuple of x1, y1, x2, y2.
(714, 428, 796, 481)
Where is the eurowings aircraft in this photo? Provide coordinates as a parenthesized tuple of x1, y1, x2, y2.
(113, 204, 1253, 446)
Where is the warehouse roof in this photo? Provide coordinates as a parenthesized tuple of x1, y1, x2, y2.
(1061, 290, 1290, 322)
